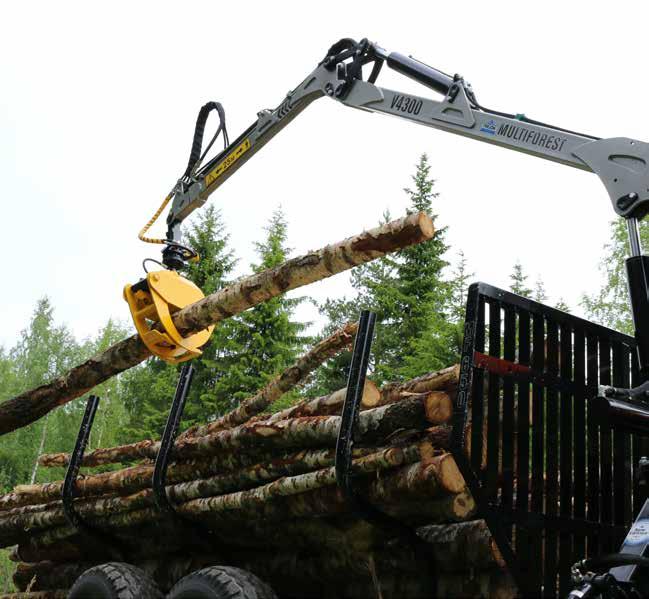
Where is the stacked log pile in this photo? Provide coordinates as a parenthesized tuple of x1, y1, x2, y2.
(0, 213, 516, 597)
(0, 353, 515, 597)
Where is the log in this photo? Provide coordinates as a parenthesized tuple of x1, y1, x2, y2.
(6, 488, 474, 559)
(0, 594, 67, 599)
(417, 520, 505, 571)
(180, 321, 359, 438)
(7, 448, 375, 513)
(14, 517, 375, 564)
(0, 212, 434, 436)
(378, 364, 460, 406)
(435, 568, 517, 599)
(261, 380, 381, 422)
(35, 396, 448, 468)
(0, 444, 425, 542)
(1, 454, 471, 550)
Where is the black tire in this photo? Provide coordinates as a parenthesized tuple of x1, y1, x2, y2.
(167, 566, 277, 599)
(68, 562, 163, 599)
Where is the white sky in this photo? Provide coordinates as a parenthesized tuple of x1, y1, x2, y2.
(0, 1, 644, 349)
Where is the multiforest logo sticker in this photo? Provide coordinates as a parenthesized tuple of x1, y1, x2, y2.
(479, 119, 497, 135)
(496, 123, 568, 152)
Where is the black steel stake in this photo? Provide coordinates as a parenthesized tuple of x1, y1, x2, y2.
(152, 363, 195, 513)
(335, 310, 435, 563)
(335, 310, 376, 502)
(62, 395, 125, 559)
(62, 395, 100, 531)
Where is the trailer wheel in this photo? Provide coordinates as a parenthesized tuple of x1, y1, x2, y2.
(167, 566, 277, 599)
(68, 562, 163, 599)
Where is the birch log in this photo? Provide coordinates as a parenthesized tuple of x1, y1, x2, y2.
(0, 212, 434, 436)
(378, 364, 460, 406)
(4, 447, 376, 513)
(36, 395, 449, 468)
(180, 321, 359, 438)
(0, 444, 425, 541)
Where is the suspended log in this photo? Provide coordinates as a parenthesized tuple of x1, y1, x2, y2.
(36, 395, 449, 468)
(180, 321, 359, 438)
(0, 212, 434, 436)
(378, 364, 460, 406)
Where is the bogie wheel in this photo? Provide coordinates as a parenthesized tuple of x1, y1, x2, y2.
(68, 562, 163, 599)
(167, 566, 277, 599)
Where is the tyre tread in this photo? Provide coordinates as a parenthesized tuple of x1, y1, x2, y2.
(68, 562, 163, 599)
(168, 565, 276, 599)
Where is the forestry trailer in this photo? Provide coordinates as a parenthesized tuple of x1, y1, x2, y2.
(71, 38, 649, 597)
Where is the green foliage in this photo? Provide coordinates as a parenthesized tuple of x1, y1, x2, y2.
(313, 154, 461, 391)
(510, 261, 532, 298)
(0, 548, 15, 593)
(230, 208, 308, 393)
(0, 298, 84, 490)
(123, 206, 308, 440)
(533, 278, 547, 303)
(581, 218, 648, 333)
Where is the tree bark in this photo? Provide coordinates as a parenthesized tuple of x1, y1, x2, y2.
(6, 448, 375, 513)
(180, 322, 359, 438)
(0, 593, 67, 599)
(378, 364, 459, 406)
(0, 212, 434, 436)
(36, 396, 449, 468)
(0, 452, 469, 549)
(0, 444, 425, 542)
(417, 520, 505, 571)
(260, 380, 380, 423)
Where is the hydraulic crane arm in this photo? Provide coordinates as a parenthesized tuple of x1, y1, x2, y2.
(131, 37, 649, 374)
(164, 37, 649, 257)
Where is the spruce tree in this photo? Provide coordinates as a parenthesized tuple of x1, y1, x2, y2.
(582, 217, 648, 333)
(534, 277, 548, 303)
(449, 251, 473, 323)
(228, 208, 308, 396)
(315, 154, 455, 388)
(510, 261, 533, 298)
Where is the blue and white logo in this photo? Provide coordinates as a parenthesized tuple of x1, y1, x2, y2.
(480, 119, 497, 135)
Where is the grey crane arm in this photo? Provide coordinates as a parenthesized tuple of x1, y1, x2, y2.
(165, 38, 649, 245)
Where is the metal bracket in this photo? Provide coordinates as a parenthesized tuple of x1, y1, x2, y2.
(62, 395, 125, 560)
(430, 83, 475, 129)
(573, 137, 649, 218)
(152, 363, 194, 513)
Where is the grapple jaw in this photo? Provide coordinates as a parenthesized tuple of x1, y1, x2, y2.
(123, 270, 213, 364)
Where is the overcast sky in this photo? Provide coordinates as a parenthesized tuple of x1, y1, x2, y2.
(1, 1, 645, 348)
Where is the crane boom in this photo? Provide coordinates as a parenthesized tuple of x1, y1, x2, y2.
(165, 38, 649, 248)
